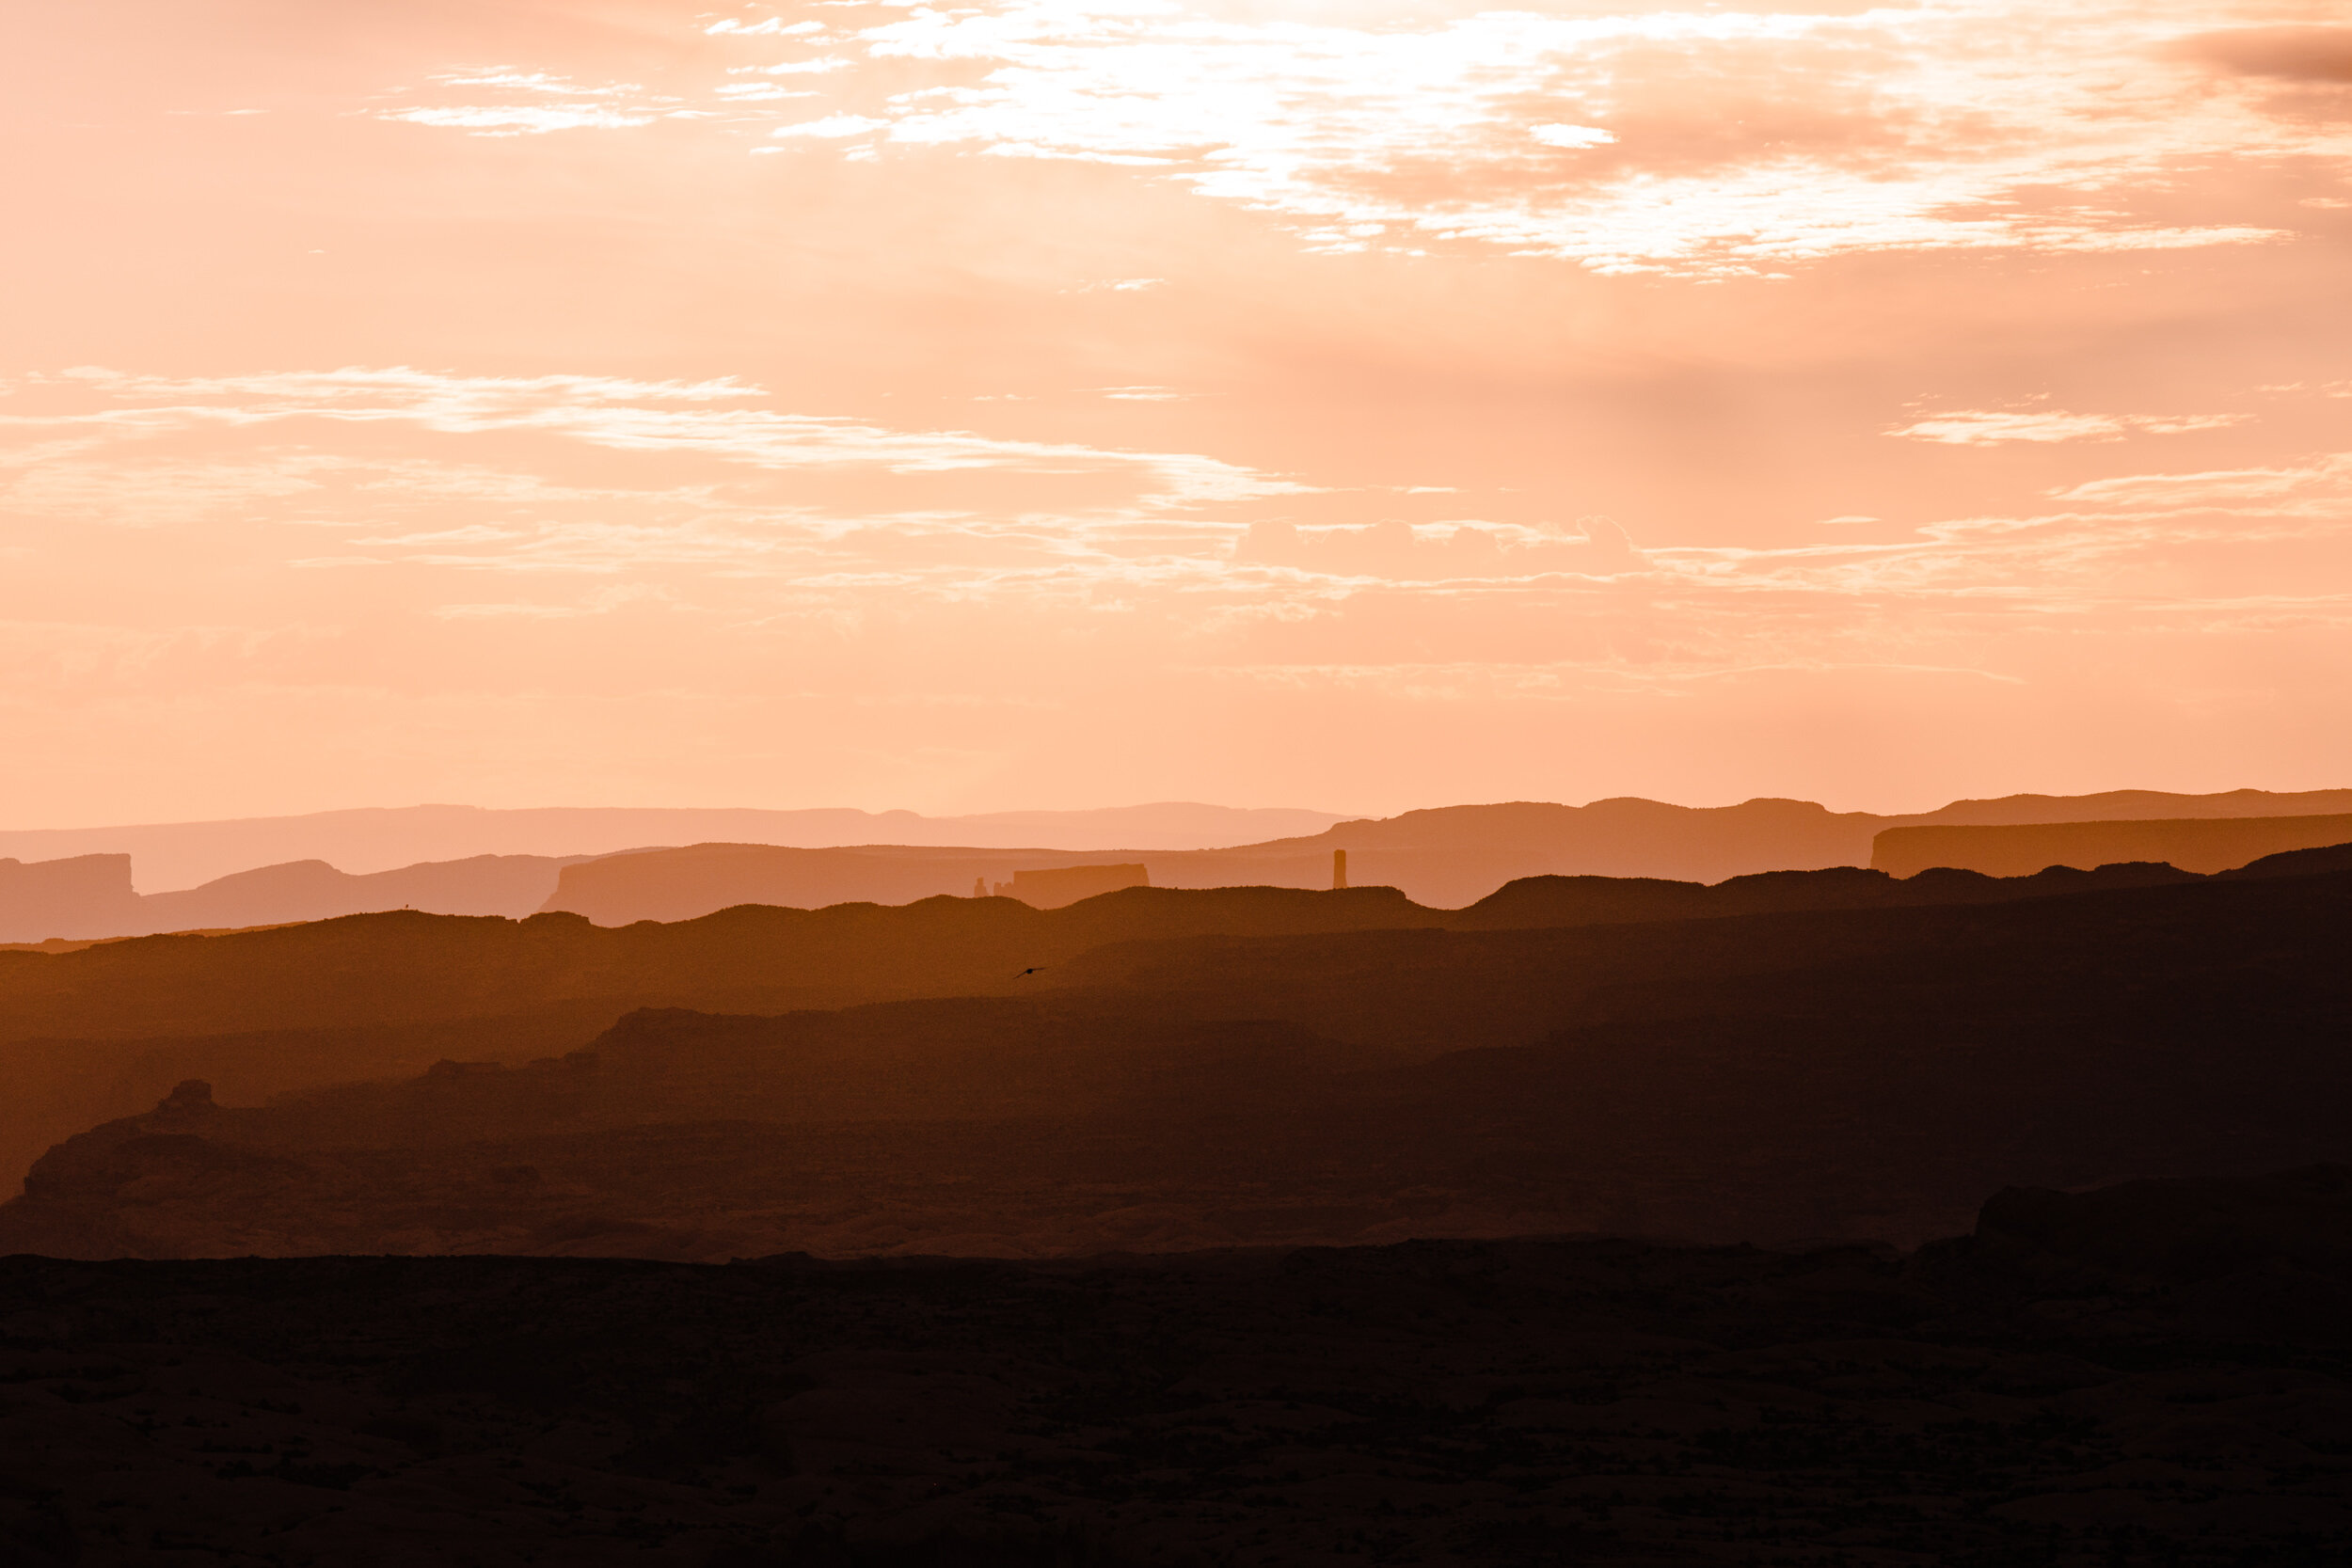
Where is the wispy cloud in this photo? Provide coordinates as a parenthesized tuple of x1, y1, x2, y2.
(7, 367, 2345, 698)
(4, 368, 1295, 508)
(381, 105, 660, 135)
(2048, 451, 2352, 513)
(375, 68, 664, 135)
(707, 18, 828, 38)
(766, 113, 890, 139)
(1232, 516, 1644, 583)
(434, 71, 643, 97)
(1889, 408, 2251, 445)
(732, 57, 850, 76)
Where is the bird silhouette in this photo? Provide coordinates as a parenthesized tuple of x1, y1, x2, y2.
(1014, 966, 1045, 978)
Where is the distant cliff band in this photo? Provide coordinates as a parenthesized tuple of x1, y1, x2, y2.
(7, 787, 2352, 942)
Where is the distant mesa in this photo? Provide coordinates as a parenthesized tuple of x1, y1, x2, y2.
(529, 797, 2029, 926)
(1149, 787, 2352, 909)
(1902, 785, 2352, 828)
(0, 800, 1357, 891)
(0, 853, 142, 944)
(0, 851, 583, 945)
(1872, 812, 2352, 879)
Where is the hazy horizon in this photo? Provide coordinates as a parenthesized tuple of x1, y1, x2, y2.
(0, 798, 1367, 837)
(14, 777, 2352, 831)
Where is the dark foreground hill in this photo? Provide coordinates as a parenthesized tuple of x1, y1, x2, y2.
(0, 1168, 2347, 1567)
(7, 865, 2347, 1258)
(0, 885, 1445, 1193)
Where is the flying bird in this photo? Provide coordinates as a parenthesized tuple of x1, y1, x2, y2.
(1014, 966, 1045, 978)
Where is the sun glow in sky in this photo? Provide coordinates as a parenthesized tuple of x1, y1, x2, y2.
(3, 0, 2350, 824)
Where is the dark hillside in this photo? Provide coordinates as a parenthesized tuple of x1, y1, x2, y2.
(6, 868, 2345, 1258)
(0, 886, 1440, 1047)
(3, 855, 2340, 1199)
(0, 888, 1429, 1190)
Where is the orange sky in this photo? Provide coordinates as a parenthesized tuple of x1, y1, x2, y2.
(3, 0, 2349, 828)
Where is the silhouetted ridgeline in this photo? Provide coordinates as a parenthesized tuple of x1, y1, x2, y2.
(521, 806, 1888, 924)
(1051, 787, 2352, 908)
(1900, 784, 2352, 825)
(535, 790, 2352, 919)
(0, 886, 1434, 1188)
(12, 786, 2352, 941)
(1874, 810, 2352, 878)
(1, 1165, 2346, 1563)
(5, 858, 2347, 1256)
(541, 844, 1165, 925)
